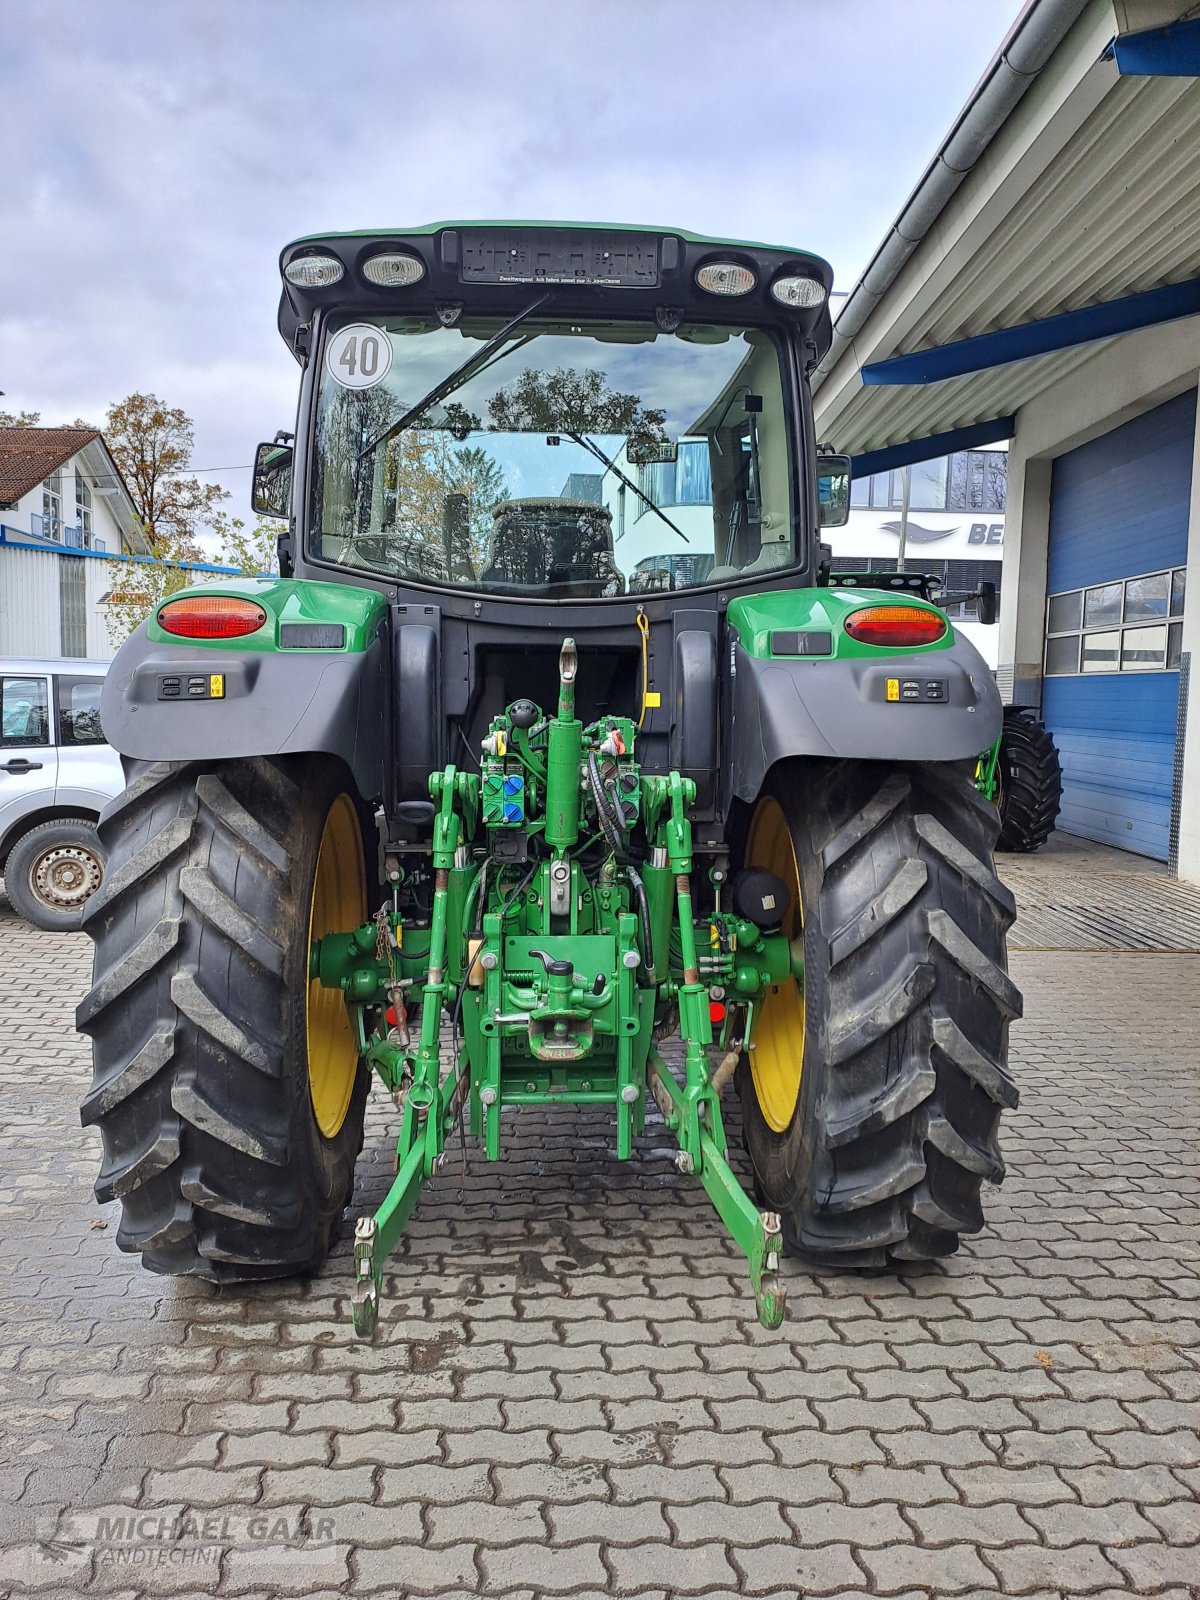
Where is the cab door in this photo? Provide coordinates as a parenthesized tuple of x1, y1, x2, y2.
(0, 672, 58, 852)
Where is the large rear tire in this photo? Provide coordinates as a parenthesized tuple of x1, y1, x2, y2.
(996, 708, 1062, 853)
(77, 757, 371, 1280)
(737, 759, 1021, 1268)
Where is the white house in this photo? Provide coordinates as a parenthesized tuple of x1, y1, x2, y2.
(0, 427, 149, 659)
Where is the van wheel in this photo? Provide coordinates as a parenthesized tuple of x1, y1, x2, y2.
(4, 818, 105, 932)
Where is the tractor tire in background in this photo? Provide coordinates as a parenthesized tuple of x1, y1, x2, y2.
(995, 707, 1063, 853)
(737, 759, 1021, 1268)
(77, 756, 371, 1280)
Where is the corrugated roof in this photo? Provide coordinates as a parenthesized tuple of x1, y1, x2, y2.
(0, 428, 101, 506)
(814, 0, 1200, 459)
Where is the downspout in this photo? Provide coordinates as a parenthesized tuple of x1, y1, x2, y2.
(813, 0, 1094, 391)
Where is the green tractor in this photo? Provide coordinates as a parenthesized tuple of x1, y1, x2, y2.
(78, 224, 1021, 1332)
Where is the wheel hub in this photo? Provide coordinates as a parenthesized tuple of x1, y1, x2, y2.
(32, 844, 103, 911)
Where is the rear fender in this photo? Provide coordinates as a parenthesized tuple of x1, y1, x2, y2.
(725, 587, 1001, 804)
(98, 578, 389, 805)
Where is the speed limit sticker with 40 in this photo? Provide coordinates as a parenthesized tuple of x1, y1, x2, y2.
(326, 324, 393, 389)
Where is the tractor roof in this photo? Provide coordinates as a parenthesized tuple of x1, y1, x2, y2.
(276, 221, 834, 361)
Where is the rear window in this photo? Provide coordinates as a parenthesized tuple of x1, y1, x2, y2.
(1, 676, 50, 747)
(56, 676, 105, 747)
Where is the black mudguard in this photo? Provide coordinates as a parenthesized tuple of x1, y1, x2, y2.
(726, 633, 1001, 804)
(98, 625, 388, 805)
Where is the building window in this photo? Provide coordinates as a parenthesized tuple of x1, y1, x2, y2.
(1045, 566, 1186, 676)
(42, 470, 63, 541)
(635, 440, 714, 515)
(75, 475, 94, 548)
(849, 449, 1006, 513)
(59, 558, 87, 658)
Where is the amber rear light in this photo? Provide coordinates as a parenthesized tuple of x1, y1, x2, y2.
(844, 605, 947, 648)
(158, 596, 268, 639)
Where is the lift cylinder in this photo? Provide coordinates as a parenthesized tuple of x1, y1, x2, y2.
(545, 717, 582, 848)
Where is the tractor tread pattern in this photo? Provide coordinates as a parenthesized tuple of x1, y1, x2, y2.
(77, 757, 366, 1282)
(996, 708, 1063, 853)
(741, 759, 1020, 1270)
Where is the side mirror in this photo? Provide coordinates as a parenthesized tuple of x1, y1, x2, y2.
(816, 454, 851, 528)
(977, 580, 998, 626)
(251, 441, 293, 518)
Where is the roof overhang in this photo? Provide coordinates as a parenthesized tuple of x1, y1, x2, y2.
(77, 436, 151, 555)
(814, 0, 1200, 467)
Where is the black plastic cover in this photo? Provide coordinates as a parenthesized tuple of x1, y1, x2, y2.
(459, 229, 661, 288)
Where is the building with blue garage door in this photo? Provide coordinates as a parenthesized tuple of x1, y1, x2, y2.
(811, 0, 1200, 881)
(1041, 393, 1193, 859)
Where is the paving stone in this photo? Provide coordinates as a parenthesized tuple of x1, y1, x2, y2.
(906, 1501, 1034, 1546)
(221, 1431, 329, 1468)
(945, 1463, 1074, 1505)
(787, 1500, 909, 1547)
(222, 1542, 351, 1592)
(353, 1542, 477, 1593)
(1104, 1427, 1200, 1466)
(1022, 1499, 1159, 1546)
(774, 1429, 885, 1467)
(378, 1463, 493, 1505)
(609, 1463, 724, 1504)
(732, 1543, 863, 1596)
(608, 1542, 737, 1593)
(550, 1497, 669, 1545)
(985, 1543, 1127, 1593)
(832, 1463, 955, 1505)
(259, 1465, 375, 1506)
(427, 1500, 544, 1547)
(1142, 1497, 1200, 1543)
(670, 1500, 788, 1545)
(721, 1463, 838, 1504)
(330, 1427, 441, 1467)
(858, 1543, 995, 1595)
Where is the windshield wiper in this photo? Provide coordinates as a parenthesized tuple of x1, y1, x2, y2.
(568, 432, 688, 543)
(356, 292, 554, 466)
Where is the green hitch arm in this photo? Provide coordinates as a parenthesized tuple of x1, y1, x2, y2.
(975, 736, 1002, 806)
(647, 1049, 785, 1329)
(350, 765, 470, 1338)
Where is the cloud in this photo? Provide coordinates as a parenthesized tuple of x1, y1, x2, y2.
(0, 0, 1025, 496)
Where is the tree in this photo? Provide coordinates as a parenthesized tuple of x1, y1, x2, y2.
(0, 409, 43, 428)
(211, 510, 285, 577)
(104, 392, 228, 557)
(487, 366, 667, 449)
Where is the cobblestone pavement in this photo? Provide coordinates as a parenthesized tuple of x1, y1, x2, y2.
(1, 836, 1199, 1599)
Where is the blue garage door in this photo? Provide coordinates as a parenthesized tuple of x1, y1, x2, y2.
(1042, 390, 1195, 861)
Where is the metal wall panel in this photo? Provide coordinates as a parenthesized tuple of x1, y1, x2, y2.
(0, 548, 61, 657)
(84, 558, 120, 660)
(1042, 673, 1180, 859)
(1043, 390, 1195, 861)
(1047, 390, 1195, 591)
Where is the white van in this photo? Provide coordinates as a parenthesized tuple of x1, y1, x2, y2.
(0, 659, 124, 931)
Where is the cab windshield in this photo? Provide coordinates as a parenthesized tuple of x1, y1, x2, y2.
(311, 314, 797, 597)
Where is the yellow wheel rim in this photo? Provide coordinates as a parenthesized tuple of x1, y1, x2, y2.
(745, 795, 805, 1133)
(307, 794, 366, 1139)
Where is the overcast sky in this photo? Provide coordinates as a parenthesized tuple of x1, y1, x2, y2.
(1, 0, 1023, 511)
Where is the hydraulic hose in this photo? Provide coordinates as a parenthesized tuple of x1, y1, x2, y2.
(587, 750, 625, 857)
(624, 864, 656, 986)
